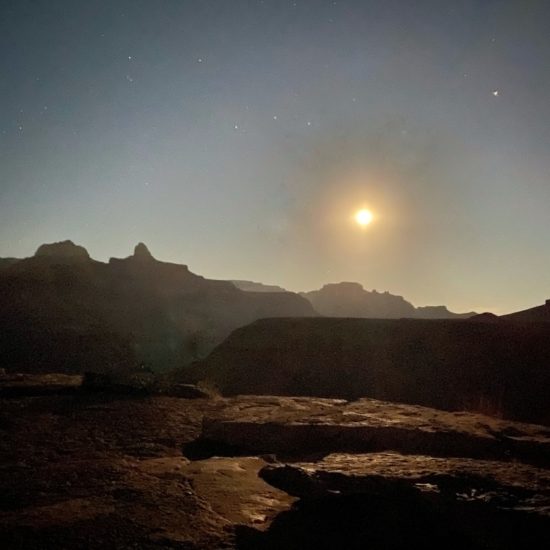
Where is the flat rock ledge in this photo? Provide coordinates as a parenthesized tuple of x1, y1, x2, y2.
(186, 395, 550, 466)
(260, 452, 550, 516)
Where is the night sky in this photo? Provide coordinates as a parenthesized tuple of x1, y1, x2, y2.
(1, 1, 549, 314)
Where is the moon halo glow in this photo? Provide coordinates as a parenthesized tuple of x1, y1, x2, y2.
(355, 208, 374, 227)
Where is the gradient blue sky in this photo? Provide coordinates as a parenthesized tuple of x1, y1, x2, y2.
(1, 0, 549, 313)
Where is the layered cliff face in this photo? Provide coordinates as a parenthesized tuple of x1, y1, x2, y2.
(0, 241, 316, 373)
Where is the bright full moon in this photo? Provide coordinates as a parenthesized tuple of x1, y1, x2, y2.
(355, 208, 373, 227)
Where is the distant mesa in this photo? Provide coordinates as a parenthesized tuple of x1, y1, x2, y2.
(301, 281, 416, 319)
(301, 282, 475, 319)
(34, 240, 90, 261)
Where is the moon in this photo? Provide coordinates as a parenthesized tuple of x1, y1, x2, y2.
(355, 208, 373, 227)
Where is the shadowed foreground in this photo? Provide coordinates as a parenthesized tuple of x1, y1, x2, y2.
(2, 377, 549, 549)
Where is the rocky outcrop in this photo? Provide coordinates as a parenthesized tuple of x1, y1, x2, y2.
(132, 242, 155, 261)
(184, 395, 550, 549)
(34, 240, 91, 262)
(245, 453, 550, 549)
(185, 395, 550, 466)
(2, 387, 549, 548)
(197, 317, 550, 424)
(260, 452, 550, 506)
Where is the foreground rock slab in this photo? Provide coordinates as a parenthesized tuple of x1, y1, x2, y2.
(260, 452, 550, 516)
(238, 452, 550, 549)
(3, 388, 550, 549)
(187, 395, 550, 466)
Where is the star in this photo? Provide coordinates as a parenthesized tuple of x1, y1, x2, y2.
(128, 56, 133, 60)
(197, 57, 203, 63)
(272, 115, 278, 120)
(306, 121, 312, 126)
(234, 124, 239, 130)
(492, 90, 500, 97)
